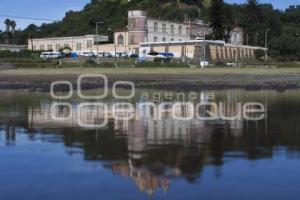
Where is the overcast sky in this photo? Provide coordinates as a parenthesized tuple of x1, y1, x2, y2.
(0, 0, 299, 31)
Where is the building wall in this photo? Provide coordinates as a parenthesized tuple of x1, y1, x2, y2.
(229, 27, 244, 45)
(147, 19, 190, 43)
(28, 35, 97, 51)
(139, 40, 265, 62)
(0, 44, 27, 52)
(128, 10, 148, 45)
(127, 10, 211, 45)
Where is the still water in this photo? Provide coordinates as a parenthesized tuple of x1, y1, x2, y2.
(0, 89, 300, 200)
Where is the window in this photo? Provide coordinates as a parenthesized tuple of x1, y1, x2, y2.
(236, 34, 240, 43)
(162, 24, 166, 33)
(186, 27, 190, 35)
(128, 18, 136, 30)
(33, 45, 36, 51)
(48, 44, 52, 50)
(178, 26, 182, 35)
(87, 40, 92, 48)
(130, 35, 134, 45)
(234, 33, 237, 43)
(154, 36, 158, 42)
(154, 22, 158, 32)
(40, 45, 44, 50)
(76, 43, 82, 51)
(171, 25, 174, 35)
(171, 38, 174, 41)
(55, 44, 60, 51)
(117, 35, 124, 46)
(162, 37, 166, 42)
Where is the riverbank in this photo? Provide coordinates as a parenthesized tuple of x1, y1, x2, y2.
(1, 67, 300, 91)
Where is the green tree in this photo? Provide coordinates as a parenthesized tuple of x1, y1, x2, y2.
(209, 0, 227, 40)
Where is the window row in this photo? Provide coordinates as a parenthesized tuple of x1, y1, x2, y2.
(153, 37, 183, 42)
(36, 40, 93, 51)
(153, 22, 188, 35)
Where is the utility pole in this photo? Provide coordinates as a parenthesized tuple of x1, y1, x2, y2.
(30, 33, 34, 60)
(264, 28, 271, 60)
(255, 32, 259, 46)
(203, 27, 206, 68)
(200, 27, 206, 68)
(96, 22, 104, 59)
(114, 44, 117, 67)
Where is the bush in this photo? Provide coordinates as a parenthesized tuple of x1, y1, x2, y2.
(254, 49, 266, 60)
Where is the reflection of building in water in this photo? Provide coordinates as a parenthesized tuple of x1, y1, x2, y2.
(28, 99, 245, 140)
(5, 122, 16, 146)
(24, 95, 270, 196)
(111, 161, 177, 195)
(0, 109, 26, 146)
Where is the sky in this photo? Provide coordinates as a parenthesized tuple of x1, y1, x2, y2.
(0, 0, 299, 31)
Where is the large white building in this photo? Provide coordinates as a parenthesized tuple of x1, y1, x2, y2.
(28, 35, 109, 52)
(114, 10, 211, 46)
(28, 10, 258, 62)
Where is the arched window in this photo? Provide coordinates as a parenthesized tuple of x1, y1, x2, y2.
(171, 25, 174, 34)
(162, 24, 166, 33)
(171, 38, 174, 41)
(162, 37, 166, 42)
(178, 26, 182, 35)
(117, 35, 124, 46)
(130, 35, 134, 45)
(154, 22, 158, 32)
(154, 36, 158, 42)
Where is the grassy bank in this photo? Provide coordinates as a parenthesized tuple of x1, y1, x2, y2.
(1, 58, 300, 69)
(2, 67, 300, 76)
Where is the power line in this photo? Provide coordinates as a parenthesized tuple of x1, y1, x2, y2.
(0, 14, 57, 22)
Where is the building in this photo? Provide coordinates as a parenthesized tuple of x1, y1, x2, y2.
(0, 44, 27, 52)
(28, 10, 266, 62)
(115, 10, 211, 45)
(229, 27, 244, 45)
(139, 40, 266, 62)
(28, 35, 108, 52)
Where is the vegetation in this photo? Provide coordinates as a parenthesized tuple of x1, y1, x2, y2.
(0, 0, 299, 61)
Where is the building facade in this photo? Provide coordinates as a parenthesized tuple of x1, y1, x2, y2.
(139, 40, 266, 62)
(124, 10, 211, 46)
(28, 35, 108, 52)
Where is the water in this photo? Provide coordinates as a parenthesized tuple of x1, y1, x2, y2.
(0, 89, 300, 200)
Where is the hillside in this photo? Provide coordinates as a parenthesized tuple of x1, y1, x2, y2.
(0, 0, 299, 61)
(4, 0, 210, 44)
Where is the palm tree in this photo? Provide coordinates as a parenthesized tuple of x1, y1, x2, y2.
(245, 0, 261, 23)
(245, 0, 262, 45)
(202, 0, 212, 8)
(4, 19, 11, 32)
(10, 20, 16, 34)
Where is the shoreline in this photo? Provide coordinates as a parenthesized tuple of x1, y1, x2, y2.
(1, 68, 300, 91)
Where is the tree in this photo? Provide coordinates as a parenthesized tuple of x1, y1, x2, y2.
(10, 20, 16, 34)
(209, 0, 226, 40)
(245, 0, 261, 23)
(4, 19, 11, 32)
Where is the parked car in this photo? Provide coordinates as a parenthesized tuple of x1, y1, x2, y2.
(40, 52, 63, 59)
(80, 51, 96, 58)
(97, 52, 113, 58)
(115, 52, 127, 58)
